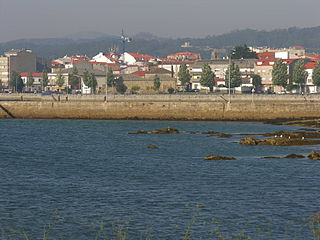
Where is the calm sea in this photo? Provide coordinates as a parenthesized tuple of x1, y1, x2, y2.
(0, 120, 319, 239)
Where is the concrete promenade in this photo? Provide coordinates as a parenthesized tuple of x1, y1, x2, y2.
(1, 93, 320, 120)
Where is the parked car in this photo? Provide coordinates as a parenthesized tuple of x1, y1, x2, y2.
(41, 91, 52, 95)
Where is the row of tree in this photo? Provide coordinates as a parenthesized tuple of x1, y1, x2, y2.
(178, 59, 320, 93)
(272, 59, 320, 92)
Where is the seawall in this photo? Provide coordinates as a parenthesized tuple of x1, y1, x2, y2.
(1, 94, 320, 121)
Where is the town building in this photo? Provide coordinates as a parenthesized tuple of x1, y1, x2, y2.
(188, 59, 255, 90)
(305, 62, 318, 93)
(0, 56, 9, 89)
(122, 68, 176, 93)
(0, 49, 36, 89)
(20, 72, 43, 92)
(167, 52, 201, 61)
(121, 52, 154, 65)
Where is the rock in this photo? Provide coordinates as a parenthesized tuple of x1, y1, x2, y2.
(204, 155, 236, 160)
(261, 154, 304, 159)
(308, 151, 320, 160)
(147, 145, 158, 149)
(202, 131, 219, 135)
(128, 129, 148, 134)
(151, 126, 179, 134)
(216, 133, 232, 138)
(136, 130, 148, 134)
(202, 131, 232, 138)
(299, 128, 317, 132)
(284, 154, 305, 158)
(239, 137, 262, 145)
(260, 137, 320, 146)
(265, 119, 320, 128)
(186, 131, 197, 134)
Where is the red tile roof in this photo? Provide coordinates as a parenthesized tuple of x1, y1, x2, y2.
(257, 52, 275, 59)
(131, 71, 148, 77)
(305, 55, 320, 60)
(128, 53, 154, 61)
(168, 52, 200, 57)
(20, 72, 42, 77)
(292, 46, 304, 49)
(305, 62, 317, 69)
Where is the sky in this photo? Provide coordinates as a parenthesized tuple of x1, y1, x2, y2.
(0, 0, 319, 42)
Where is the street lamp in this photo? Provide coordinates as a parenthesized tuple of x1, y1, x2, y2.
(105, 66, 108, 102)
(228, 57, 231, 103)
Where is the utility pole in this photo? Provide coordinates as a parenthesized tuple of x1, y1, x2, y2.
(120, 30, 132, 65)
(228, 57, 231, 103)
(105, 66, 108, 102)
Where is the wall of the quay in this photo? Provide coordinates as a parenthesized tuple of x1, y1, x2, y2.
(1, 94, 320, 120)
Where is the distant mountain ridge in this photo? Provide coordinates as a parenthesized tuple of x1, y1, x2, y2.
(1, 26, 320, 59)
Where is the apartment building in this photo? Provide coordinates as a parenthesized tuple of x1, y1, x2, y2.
(0, 56, 9, 89)
(0, 49, 36, 89)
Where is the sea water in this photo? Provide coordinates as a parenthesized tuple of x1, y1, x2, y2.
(0, 120, 319, 239)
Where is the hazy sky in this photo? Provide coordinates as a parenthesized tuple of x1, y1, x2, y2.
(0, 0, 319, 42)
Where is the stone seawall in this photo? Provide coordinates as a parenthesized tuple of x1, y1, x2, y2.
(1, 95, 320, 120)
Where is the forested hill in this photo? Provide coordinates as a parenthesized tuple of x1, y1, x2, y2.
(1, 26, 320, 59)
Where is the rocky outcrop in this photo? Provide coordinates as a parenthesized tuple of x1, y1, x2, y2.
(129, 130, 148, 134)
(202, 131, 232, 138)
(204, 155, 236, 160)
(307, 151, 320, 160)
(263, 130, 320, 139)
(240, 136, 320, 146)
(151, 127, 179, 134)
(147, 145, 159, 149)
(261, 154, 305, 159)
(239, 137, 262, 145)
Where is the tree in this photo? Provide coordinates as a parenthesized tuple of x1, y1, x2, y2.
(225, 61, 242, 88)
(83, 70, 91, 93)
(69, 67, 80, 89)
(251, 74, 262, 90)
(106, 68, 116, 91)
(56, 70, 65, 87)
(41, 68, 49, 91)
(153, 75, 161, 91)
(168, 87, 175, 94)
(231, 45, 258, 59)
(272, 60, 288, 89)
(200, 63, 215, 91)
(312, 62, 320, 92)
(292, 59, 308, 93)
(27, 72, 34, 88)
(115, 76, 127, 94)
(82, 70, 97, 94)
(10, 71, 24, 93)
(178, 64, 191, 89)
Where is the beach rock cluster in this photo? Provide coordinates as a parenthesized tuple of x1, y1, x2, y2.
(202, 131, 232, 138)
(129, 129, 148, 134)
(307, 151, 320, 160)
(263, 130, 320, 139)
(265, 119, 320, 128)
(262, 154, 305, 159)
(204, 155, 236, 160)
(240, 136, 320, 146)
(151, 126, 179, 134)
